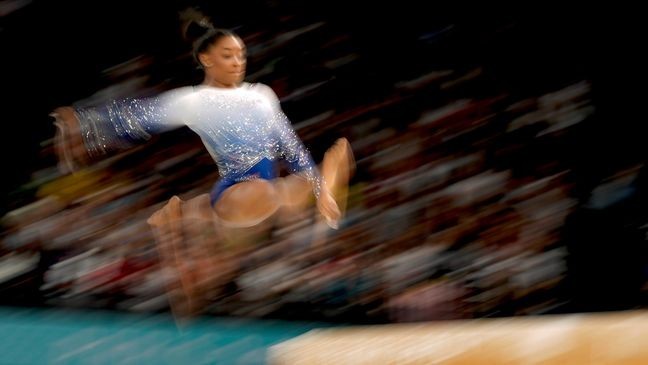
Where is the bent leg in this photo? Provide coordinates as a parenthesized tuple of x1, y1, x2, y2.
(271, 137, 356, 228)
(147, 194, 239, 320)
(213, 179, 280, 228)
(211, 179, 280, 254)
(147, 196, 198, 319)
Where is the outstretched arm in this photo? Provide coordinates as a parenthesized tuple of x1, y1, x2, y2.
(256, 84, 341, 227)
(51, 87, 193, 173)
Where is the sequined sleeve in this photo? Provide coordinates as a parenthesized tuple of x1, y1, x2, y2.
(256, 84, 323, 199)
(73, 87, 192, 158)
(274, 111, 323, 198)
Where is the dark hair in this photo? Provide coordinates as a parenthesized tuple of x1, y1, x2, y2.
(180, 9, 237, 68)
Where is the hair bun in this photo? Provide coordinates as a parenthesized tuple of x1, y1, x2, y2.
(179, 7, 214, 44)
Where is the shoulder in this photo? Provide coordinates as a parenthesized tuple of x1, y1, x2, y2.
(157, 86, 198, 102)
(244, 82, 279, 103)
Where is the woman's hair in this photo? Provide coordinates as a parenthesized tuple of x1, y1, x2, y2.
(180, 8, 236, 68)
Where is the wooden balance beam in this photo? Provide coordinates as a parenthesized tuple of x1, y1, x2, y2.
(269, 311, 648, 364)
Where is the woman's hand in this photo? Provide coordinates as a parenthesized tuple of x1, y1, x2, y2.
(51, 106, 90, 173)
(317, 187, 341, 229)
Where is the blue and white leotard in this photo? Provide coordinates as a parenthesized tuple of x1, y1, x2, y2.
(72, 82, 322, 205)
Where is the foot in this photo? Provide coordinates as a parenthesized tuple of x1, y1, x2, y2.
(320, 138, 355, 228)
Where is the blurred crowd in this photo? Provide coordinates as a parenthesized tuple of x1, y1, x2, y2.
(1, 3, 646, 324)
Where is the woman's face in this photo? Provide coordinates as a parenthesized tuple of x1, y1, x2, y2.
(199, 35, 247, 88)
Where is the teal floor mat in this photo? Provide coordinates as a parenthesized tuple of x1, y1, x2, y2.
(0, 307, 328, 365)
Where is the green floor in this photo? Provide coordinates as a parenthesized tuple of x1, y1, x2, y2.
(0, 307, 328, 365)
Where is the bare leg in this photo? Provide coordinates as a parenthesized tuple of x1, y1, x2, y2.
(147, 196, 198, 319)
(146, 138, 354, 319)
(212, 180, 280, 251)
(181, 194, 234, 299)
(148, 184, 278, 320)
(273, 174, 313, 226)
(273, 138, 355, 220)
(148, 194, 248, 320)
(213, 179, 280, 228)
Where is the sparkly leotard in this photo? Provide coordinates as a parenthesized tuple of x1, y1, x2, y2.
(73, 82, 322, 202)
